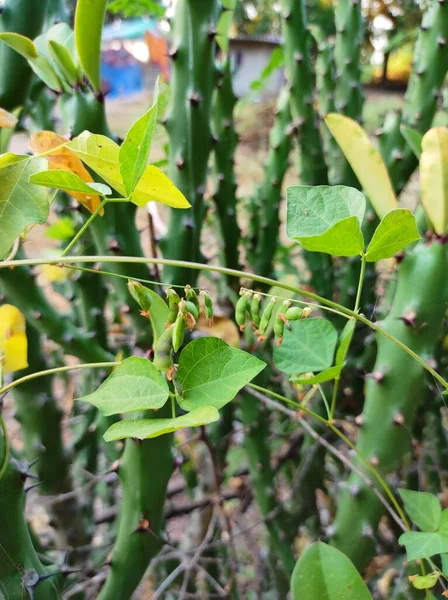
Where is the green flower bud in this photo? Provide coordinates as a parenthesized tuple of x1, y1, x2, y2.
(154, 326, 174, 372)
(200, 290, 214, 326)
(235, 290, 252, 331)
(285, 306, 303, 321)
(258, 296, 277, 339)
(250, 293, 262, 328)
(127, 280, 152, 316)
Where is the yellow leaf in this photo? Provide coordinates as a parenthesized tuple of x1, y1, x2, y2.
(325, 114, 398, 219)
(0, 108, 18, 129)
(39, 264, 70, 284)
(68, 131, 191, 209)
(0, 305, 28, 374)
(29, 131, 104, 215)
(420, 127, 448, 235)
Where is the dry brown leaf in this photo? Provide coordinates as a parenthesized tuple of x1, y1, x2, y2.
(0, 108, 18, 129)
(29, 131, 104, 215)
(196, 314, 240, 347)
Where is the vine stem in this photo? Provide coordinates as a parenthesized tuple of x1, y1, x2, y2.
(1, 255, 445, 389)
(248, 383, 411, 530)
(61, 197, 109, 258)
(0, 362, 120, 397)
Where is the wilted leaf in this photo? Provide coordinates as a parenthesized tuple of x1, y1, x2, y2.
(274, 318, 338, 375)
(103, 406, 220, 442)
(325, 113, 398, 218)
(291, 542, 372, 600)
(76, 357, 169, 416)
(420, 127, 448, 235)
(0, 108, 18, 129)
(29, 131, 105, 214)
(177, 337, 266, 411)
(75, 0, 108, 92)
(68, 131, 190, 208)
(0, 304, 28, 374)
(409, 572, 440, 590)
(365, 209, 420, 262)
(0, 154, 49, 259)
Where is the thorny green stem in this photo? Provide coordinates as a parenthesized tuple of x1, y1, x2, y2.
(248, 383, 411, 530)
(2, 255, 445, 389)
(0, 362, 120, 397)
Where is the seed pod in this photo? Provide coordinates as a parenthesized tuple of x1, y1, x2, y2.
(184, 285, 200, 311)
(274, 314, 285, 346)
(235, 291, 252, 331)
(200, 290, 214, 326)
(258, 296, 278, 338)
(153, 326, 174, 372)
(301, 306, 313, 318)
(127, 280, 152, 316)
(185, 300, 199, 321)
(173, 376, 183, 398)
(172, 312, 186, 352)
(285, 306, 303, 321)
(250, 293, 262, 328)
(166, 287, 181, 325)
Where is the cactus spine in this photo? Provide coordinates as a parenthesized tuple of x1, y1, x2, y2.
(281, 0, 328, 186)
(332, 239, 448, 569)
(212, 56, 241, 288)
(161, 0, 220, 285)
(379, 1, 448, 192)
(0, 0, 49, 110)
(97, 428, 172, 600)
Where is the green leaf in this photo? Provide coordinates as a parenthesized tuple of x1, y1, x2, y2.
(274, 318, 338, 375)
(0, 155, 49, 259)
(103, 406, 220, 441)
(176, 337, 266, 411)
(410, 572, 440, 590)
(216, 11, 234, 53)
(29, 170, 111, 197)
(75, 0, 108, 92)
(290, 542, 372, 600)
(145, 288, 169, 344)
(335, 320, 356, 366)
(119, 80, 160, 196)
(420, 127, 448, 235)
(76, 357, 169, 416)
(46, 217, 75, 241)
(441, 553, 448, 576)
(286, 185, 365, 256)
(299, 216, 364, 257)
(439, 509, 448, 534)
(67, 132, 190, 208)
(29, 54, 63, 92)
(399, 531, 448, 561)
(0, 32, 37, 59)
(290, 364, 344, 385)
(48, 40, 80, 87)
(400, 125, 423, 159)
(325, 114, 398, 219)
(365, 209, 420, 262)
(398, 489, 441, 532)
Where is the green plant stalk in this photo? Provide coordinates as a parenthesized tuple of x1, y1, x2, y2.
(252, 87, 293, 279)
(379, 0, 448, 192)
(332, 239, 448, 570)
(3, 253, 447, 389)
(240, 391, 295, 588)
(0, 437, 61, 597)
(0, 0, 49, 111)
(0, 261, 112, 364)
(97, 411, 173, 600)
(212, 57, 241, 289)
(160, 0, 220, 286)
(12, 327, 89, 548)
(281, 0, 328, 187)
(332, 0, 364, 186)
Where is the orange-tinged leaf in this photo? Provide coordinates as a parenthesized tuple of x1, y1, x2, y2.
(29, 131, 104, 215)
(0, 305, 28, 374)
(0, 108, 18, 129)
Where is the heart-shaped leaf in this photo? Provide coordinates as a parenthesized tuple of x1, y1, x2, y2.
(0, 155, 49, 259)
(76, 357, 169, 416)
(177, 337, 266, 411)
(274, 318, 337, 375)
(399, 531, 448, 561)
(103, 406, 220, 441)
(291, 542, 372, 600)
(398, 489, 442, 532)
(365, 209, 420, 262)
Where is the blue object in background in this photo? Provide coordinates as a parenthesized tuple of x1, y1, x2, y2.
(101, 60, 144, 99)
